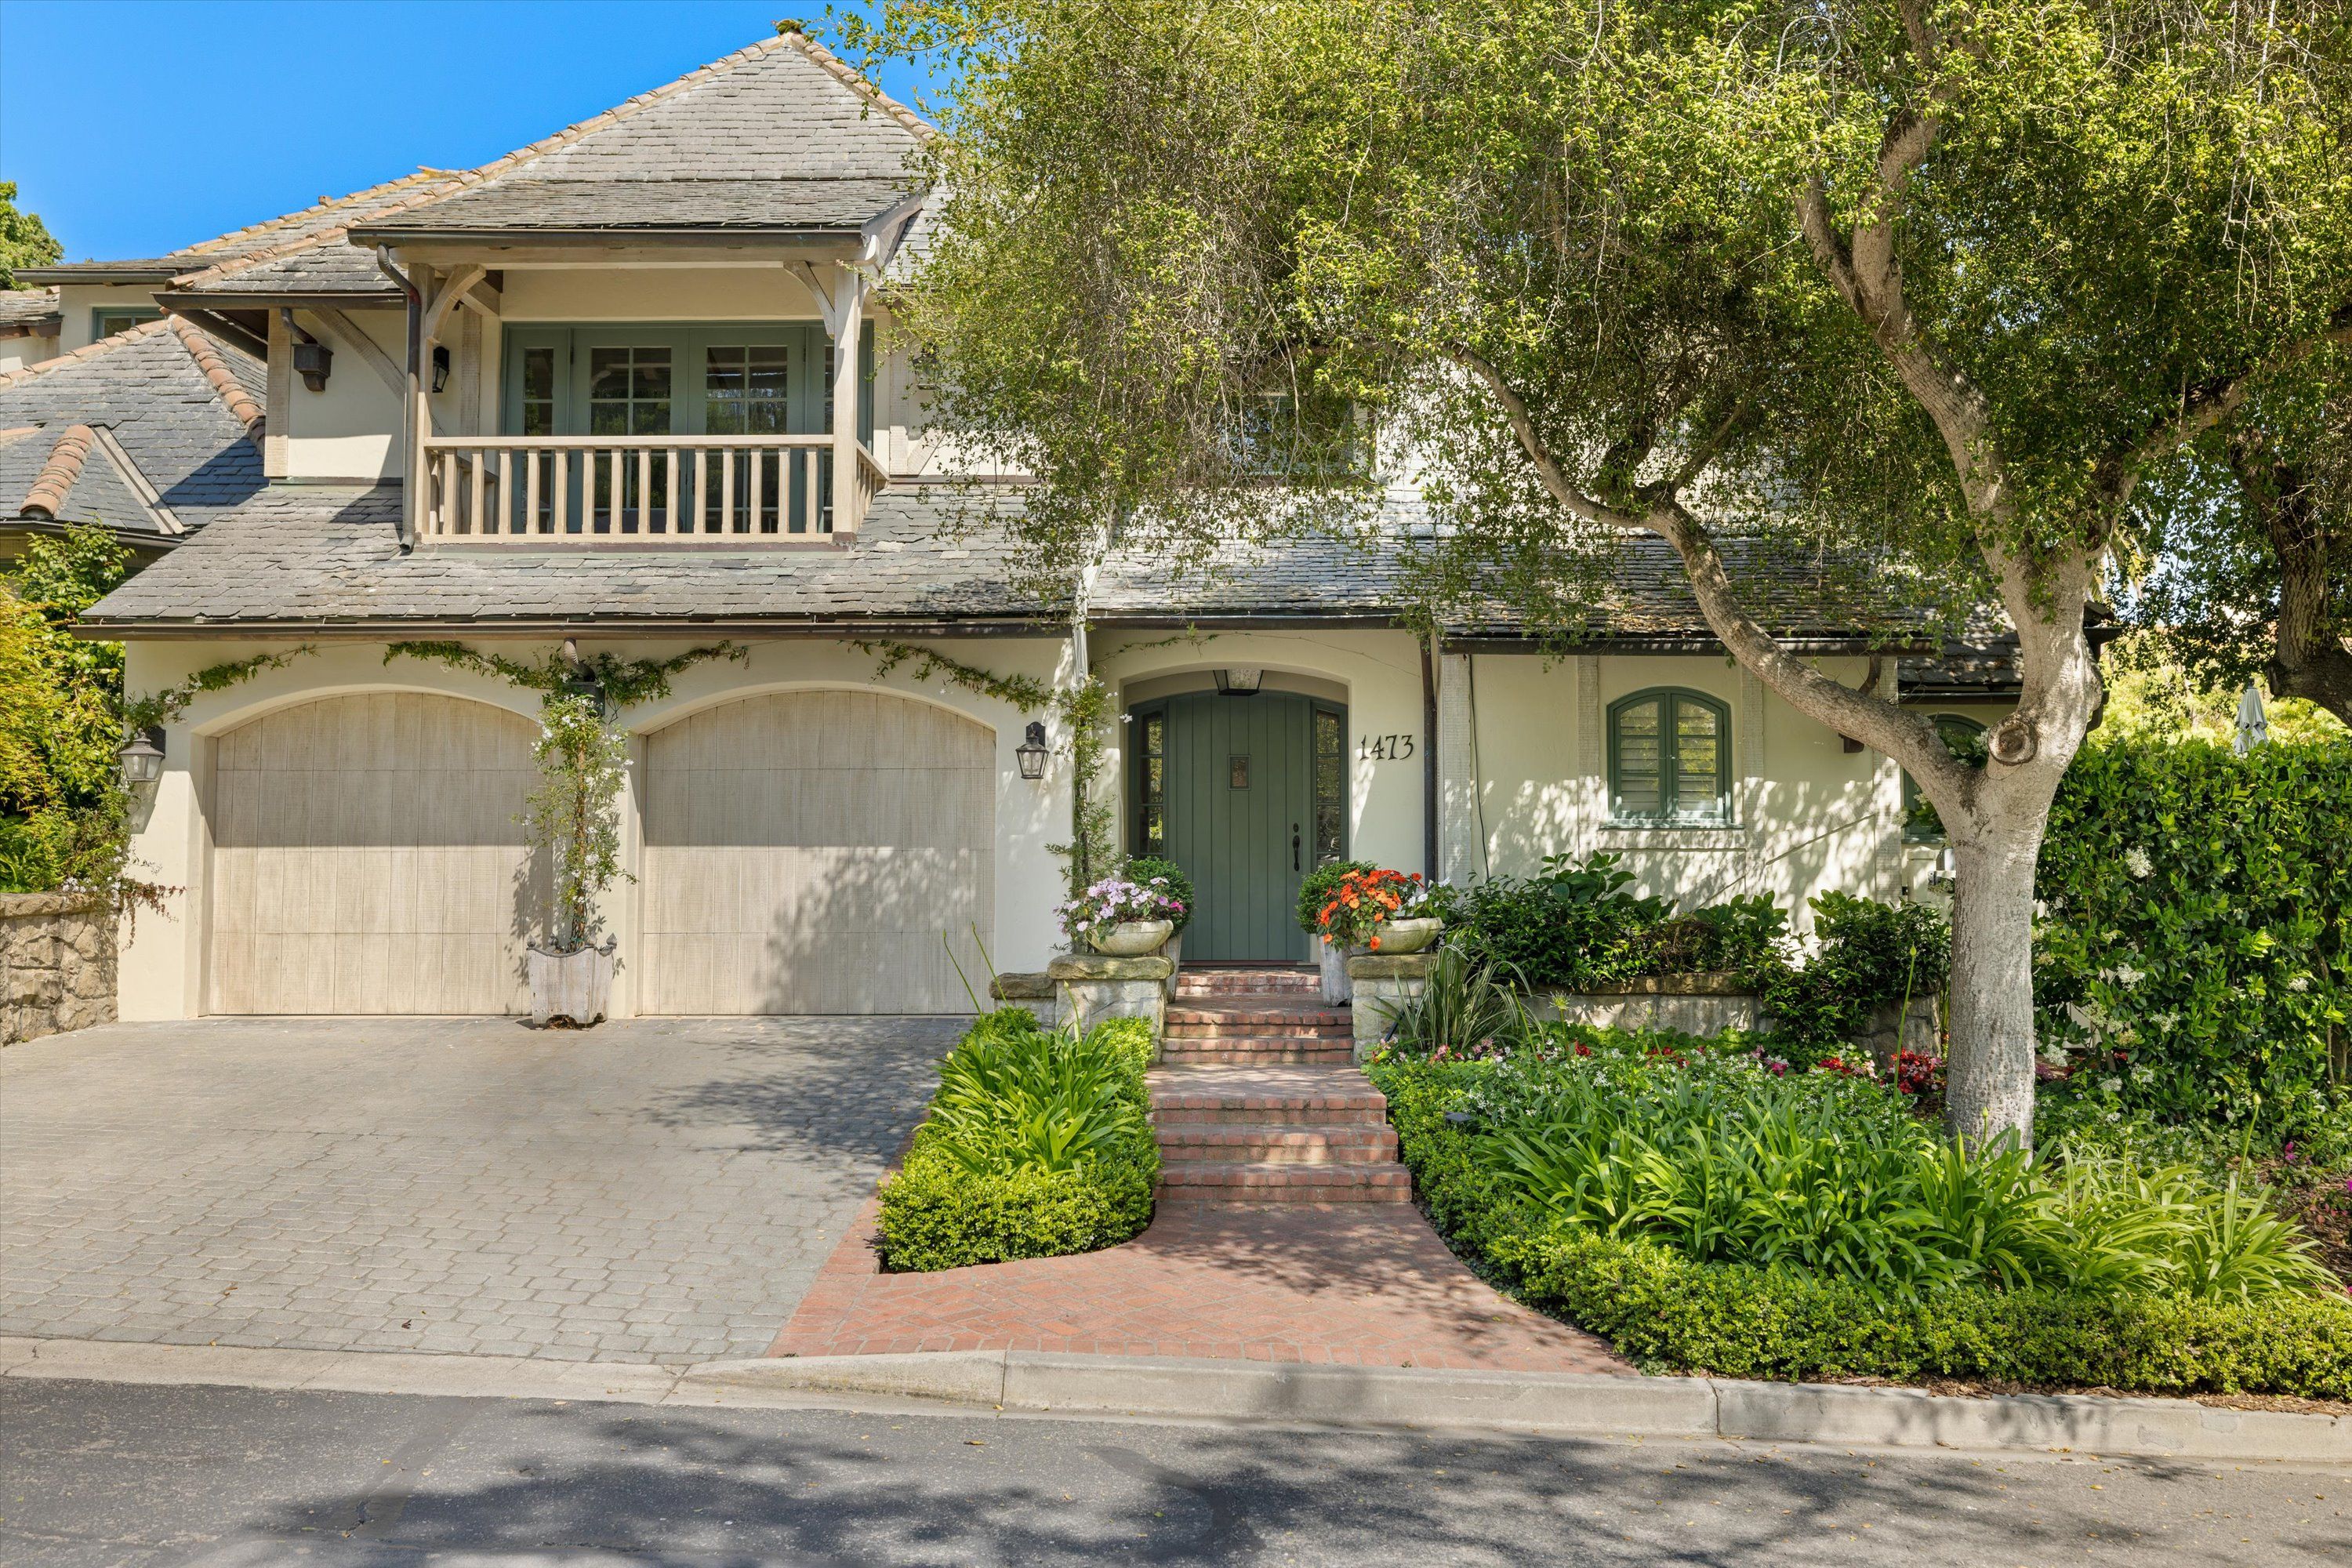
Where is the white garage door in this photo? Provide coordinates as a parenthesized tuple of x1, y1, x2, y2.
(640, 690, 994, 1014)
(208, 693, 541, 1014)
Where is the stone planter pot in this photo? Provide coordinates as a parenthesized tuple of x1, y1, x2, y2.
(1160, 929, 1185, 999)
(1317, 938, 1356, 1004)
(1091, 919, 1172, 957)
(528, 942, 614, 1027)
(1373, 916, 1443, 955)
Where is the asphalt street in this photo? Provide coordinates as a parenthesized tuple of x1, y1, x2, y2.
(1, 1378, 2343, 1566)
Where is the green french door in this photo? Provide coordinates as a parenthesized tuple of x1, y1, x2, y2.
(499, 323, 872, 535)
(1134, 691, 1346, 962)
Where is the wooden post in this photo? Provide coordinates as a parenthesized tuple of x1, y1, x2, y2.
(263, 309, 293, 480)
(829, 262, 865, 539)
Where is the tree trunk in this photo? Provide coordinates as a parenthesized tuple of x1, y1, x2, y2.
(1940, 821, 2045, 1149)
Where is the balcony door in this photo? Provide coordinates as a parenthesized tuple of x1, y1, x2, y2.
(500, 323, 872, 535)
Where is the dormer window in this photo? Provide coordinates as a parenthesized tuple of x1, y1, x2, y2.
(1231, 387, 1357, 477)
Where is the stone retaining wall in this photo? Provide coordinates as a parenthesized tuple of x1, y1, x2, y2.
(2, 892, 116, 1046)
(1532, 973, 1758, 1036)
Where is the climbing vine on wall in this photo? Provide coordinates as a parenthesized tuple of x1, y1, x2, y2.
(382, 640, 748, 710)
(122, 646, 318, 732)
(846, 638, 1054, 712)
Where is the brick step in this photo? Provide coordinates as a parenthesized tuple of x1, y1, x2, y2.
(1149, 1065, 1389, 1126)
(1174, 967, 1320, 998)
(1160, 1046, 1358, 1066)
(1155, 1124, 1399, 1164)
(1162, 1025, 1355, 1048)
(1155, 1160, 1414, 1203)
(1166, 1007, 1348, 1030)
(1164, 1027, 1352, 1047)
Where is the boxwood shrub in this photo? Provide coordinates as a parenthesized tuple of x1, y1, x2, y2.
(1374, 1058, 2352, 1399)
(877, 1011, 1158, 1272)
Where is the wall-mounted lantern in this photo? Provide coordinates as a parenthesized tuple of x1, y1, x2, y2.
(1015, 721, 1050, 781)
(118, 725, 166, 786)
(1214, 667, 1263, 695)
(430, 344, 452, 394)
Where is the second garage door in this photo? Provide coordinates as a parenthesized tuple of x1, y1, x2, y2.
(638, 691, 995, 1014)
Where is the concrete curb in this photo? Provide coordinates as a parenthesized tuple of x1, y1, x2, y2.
(5, 1337, 2343, 1465)
(694, 1350, 2352, 1465)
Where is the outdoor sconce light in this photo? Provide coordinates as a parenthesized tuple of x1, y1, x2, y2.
(1214, 667, 1263, 695)
(1015, 721, 1050, 781)
(118, 725, 166, 786)
(430, 344, 452, 394)
(291, 339, 333, 393)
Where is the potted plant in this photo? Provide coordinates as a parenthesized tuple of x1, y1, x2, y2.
(1298, 859, 1375, 1003)
(521, 693, 627, 1025)
(1126, 855, 1194, 996)
(1057, 873, 1181, 957)
(1316, 867, 1443, 959)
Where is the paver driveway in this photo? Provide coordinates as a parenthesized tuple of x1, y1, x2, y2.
(0, 1016, 952, 1363)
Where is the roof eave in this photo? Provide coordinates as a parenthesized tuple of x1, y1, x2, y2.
(350, 225, 866, 249)
(154, 288, 405, 310)
(13, 265, 180, 285)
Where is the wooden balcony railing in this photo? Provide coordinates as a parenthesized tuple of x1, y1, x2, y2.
(417, 434, 886, 545)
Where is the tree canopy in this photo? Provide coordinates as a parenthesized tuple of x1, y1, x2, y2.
(0, 181, 60, 290)
(851, 1, 2352, 1141)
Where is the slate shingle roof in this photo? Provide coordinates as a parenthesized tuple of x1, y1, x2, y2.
(82, 484, 1061, 630)
(0, 318, 266, 537)
(348, 33, 927, 241)
(0, 288, 62, 333)
(23, 172, 463, 299)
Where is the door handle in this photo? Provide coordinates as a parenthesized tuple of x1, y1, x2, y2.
(1292, 823, 1301, 873)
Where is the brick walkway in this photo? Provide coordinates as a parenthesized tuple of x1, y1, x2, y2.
(768, 1199, 1630, 1372)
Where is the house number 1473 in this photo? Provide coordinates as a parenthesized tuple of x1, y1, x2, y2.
(1359, 734, 1417, 760)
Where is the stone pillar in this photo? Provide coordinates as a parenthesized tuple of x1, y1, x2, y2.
(1046, 953, 1173, 1052)
(1347, 951, 1436, 1062)
(986, 971, 1058, 1029)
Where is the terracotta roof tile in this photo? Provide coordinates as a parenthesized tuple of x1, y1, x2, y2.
(166, 316, 264, 433)
(17, 424, 96, 519)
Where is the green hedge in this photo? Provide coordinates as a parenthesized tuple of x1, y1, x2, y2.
(1374, 1058, 2352, 1398)
(877, 1014, 1158, 1272)
(2036, 738, 2352, 1133)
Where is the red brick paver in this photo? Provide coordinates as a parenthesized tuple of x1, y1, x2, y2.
(767, 1199, 1631, 1372)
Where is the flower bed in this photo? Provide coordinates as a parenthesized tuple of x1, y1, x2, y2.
(877, 1009, 1159, 1272)
(1368, 1035, 2352, 1399)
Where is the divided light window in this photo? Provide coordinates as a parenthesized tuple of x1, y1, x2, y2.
(1134, 707, 1167, 858)
(1312, 706, 1345, 865)
(1609, 688, 1731, 825)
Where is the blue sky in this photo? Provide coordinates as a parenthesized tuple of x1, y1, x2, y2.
(0, 1, 943, 262)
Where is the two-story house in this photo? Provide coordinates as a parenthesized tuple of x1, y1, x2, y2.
(45, 29, 2020, 1022)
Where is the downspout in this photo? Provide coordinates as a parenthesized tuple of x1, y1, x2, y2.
(1421, 630, 1439, 881)
(376, 246, 421, 552)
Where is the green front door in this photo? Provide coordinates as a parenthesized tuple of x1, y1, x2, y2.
(1135, 692, 1345, 962)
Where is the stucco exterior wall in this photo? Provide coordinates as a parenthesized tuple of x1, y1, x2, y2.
(286, 307, 407, 480)
(117, 635, 1075, 1020)
(1445, 652, 2018, 931)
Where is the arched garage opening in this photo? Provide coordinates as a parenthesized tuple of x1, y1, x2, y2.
(205, 691, 543, 1014)
(637, 688, 995, 1014)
